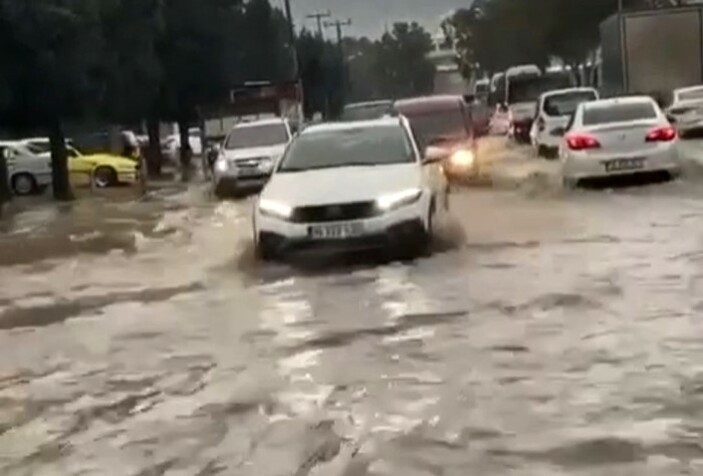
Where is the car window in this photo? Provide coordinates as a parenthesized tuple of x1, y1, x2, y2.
(679, 88, 703, 102)
(543, 91, 597, 117)
(564, 112, 576, 132)
(582, 102, 657, 126)
(278, 125, 414, 172)
(224, 124, 289, 150)
(402, 108, 469, 151)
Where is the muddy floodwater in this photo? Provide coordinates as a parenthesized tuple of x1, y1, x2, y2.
(3, 139, 703, 475)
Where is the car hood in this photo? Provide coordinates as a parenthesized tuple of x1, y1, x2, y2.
(509, 102, 537, 120)
(262, 163, 422, 207)
(223, 144, 286, 161)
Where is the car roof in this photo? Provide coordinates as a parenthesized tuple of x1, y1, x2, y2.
(541, 87, 597, 99)
(394, 95, 464, 115)
(0, 140, 20, 147)
(344, 100, 392, 109)
(583, 96, 655, 109)
(231, 117, 287, 129)
(300, 117, 404, 135)
(675, 85, 703, 94)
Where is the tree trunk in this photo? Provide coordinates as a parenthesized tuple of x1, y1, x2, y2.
(146, 117, 163, 177)
(178, 118, 192, 182)
(49, 120, 74, 201)
(0, 147, 11, 213)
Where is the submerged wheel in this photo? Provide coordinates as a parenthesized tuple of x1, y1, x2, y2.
(93, 166, 117, 188)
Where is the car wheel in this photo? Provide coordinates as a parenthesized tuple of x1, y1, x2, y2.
(537, 145, 548, 158)
(256, 234, 279, 261)
(93, 166, 117, 188)
(11, 173, 37, 196)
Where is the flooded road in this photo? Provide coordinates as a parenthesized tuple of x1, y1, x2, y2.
(3, 139, 703, 475)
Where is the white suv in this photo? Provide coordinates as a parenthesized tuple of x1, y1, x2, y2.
(213, 118, 292, 197)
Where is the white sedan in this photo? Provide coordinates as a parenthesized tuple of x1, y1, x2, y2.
(561, 96, 680, 187)
(0, 141, 52, 195)
(253, 117, 448, 260)
(666, 85, 703, 136)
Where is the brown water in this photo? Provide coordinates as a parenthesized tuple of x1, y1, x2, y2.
(3, 140, 703, 475)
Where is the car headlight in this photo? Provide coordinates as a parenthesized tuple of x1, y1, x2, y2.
(450, 149, 475, 168)
(376, 188, 422, 211)
(215, 159, 228, 173)
(259, 158, 274, 172)
(259, 199, 293, 219)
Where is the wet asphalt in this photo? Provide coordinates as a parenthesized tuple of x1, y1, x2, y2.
(3, 138, 703, 475)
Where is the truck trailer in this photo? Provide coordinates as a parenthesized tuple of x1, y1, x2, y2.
(599, 6, 703, 101)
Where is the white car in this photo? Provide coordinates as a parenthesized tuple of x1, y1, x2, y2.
(253, 117, 448, 260)
(161, 128, 203, 162)
(561, 96, 680, 187)
(666, 85, 703, 136)
(0, 141, 52, 195)
(530, 87, 599, 158)
(213, 118, 292, 197)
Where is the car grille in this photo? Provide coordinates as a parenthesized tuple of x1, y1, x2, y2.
(290, 201, 379, 223)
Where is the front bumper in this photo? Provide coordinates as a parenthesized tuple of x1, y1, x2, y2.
(510, 122, 533, 142)
(563, 145, 680, 181)
(214, 174, 270, 194)
(117, 170, 138, 184)
(255, 197, 429, 253)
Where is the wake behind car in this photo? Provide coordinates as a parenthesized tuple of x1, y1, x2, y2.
(253, 117, 448, 260)
(530, 87, 598, 158)
(213, 118, 292, 197)
(394, 95, 478, 183)
(561, 96, 680, 187)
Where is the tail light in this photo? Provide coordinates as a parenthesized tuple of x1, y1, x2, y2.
(536, 117, 545, 132)
(565, 133, 600, 151)
(645, 126, 676, 142)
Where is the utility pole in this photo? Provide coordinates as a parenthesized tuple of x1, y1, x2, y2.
(307, 10, 331, 39)
(324, 18, 352, 45)
(282, 0, 299, 80)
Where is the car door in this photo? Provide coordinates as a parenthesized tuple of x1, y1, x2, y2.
(67, 147, 93, 186)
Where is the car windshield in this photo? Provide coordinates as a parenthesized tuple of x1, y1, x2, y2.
(583, 102, 658, 125)
(224, 124, 288, 150)
(679, 88, 703, 102)
(544, 91, 597, 117)
(403, 109, 468, 151)
(24, 142, 48, 154)
(278, 125, 414, 172)
(341, 102, 393, 121)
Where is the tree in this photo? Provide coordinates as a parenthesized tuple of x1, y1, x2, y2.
(0, 0, 106, 200)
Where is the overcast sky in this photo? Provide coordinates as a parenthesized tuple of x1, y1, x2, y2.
(270, 0, 474, 39)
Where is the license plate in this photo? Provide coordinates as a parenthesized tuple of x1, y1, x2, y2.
(237, 166, 261, 177)
(309, 222, 364, 240)
(603, 158, 644, 172)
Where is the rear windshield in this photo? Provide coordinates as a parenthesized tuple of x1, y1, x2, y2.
(679, 88, 703, 102)
(582, 102, 657, 125)
(402, 108, 468, 151)
(475, 83, 489, 95)
(544, 91, 597, 117)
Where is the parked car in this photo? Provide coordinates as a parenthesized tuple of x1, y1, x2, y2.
(213, 118, 292, 197)
(253, 116, 448, 260)
(394, 95, 478, 183)
(161, 128, 203, 162)
(0, 141, 52, 195)
(26, 141, 139, 188)
(560, 96, 680, 188)
(665, 85, 703, 137)
(340, 100, 395, 121)
(530, 87, 599, 158)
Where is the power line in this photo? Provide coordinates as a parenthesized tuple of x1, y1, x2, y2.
(324, 18, 352, 45)
(306, 10, 331, 38)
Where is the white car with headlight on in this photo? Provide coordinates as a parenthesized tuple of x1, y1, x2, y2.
(561, 96, 680, 188)
(253, 117, 449, 260)
(213, 118, 292, 197)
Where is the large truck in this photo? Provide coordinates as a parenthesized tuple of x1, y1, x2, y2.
(599, 6, 703, 101)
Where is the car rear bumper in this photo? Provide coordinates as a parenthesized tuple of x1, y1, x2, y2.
(563, 146, 680, 180)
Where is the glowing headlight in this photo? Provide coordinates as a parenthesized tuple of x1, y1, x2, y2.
(215, 159, 228, 173)
(259, 199, 293, 219)
(450, 149, 475, 167)
(376, 188, 422, 211)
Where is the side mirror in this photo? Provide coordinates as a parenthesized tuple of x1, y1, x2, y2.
(423, 145, 448, 164)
